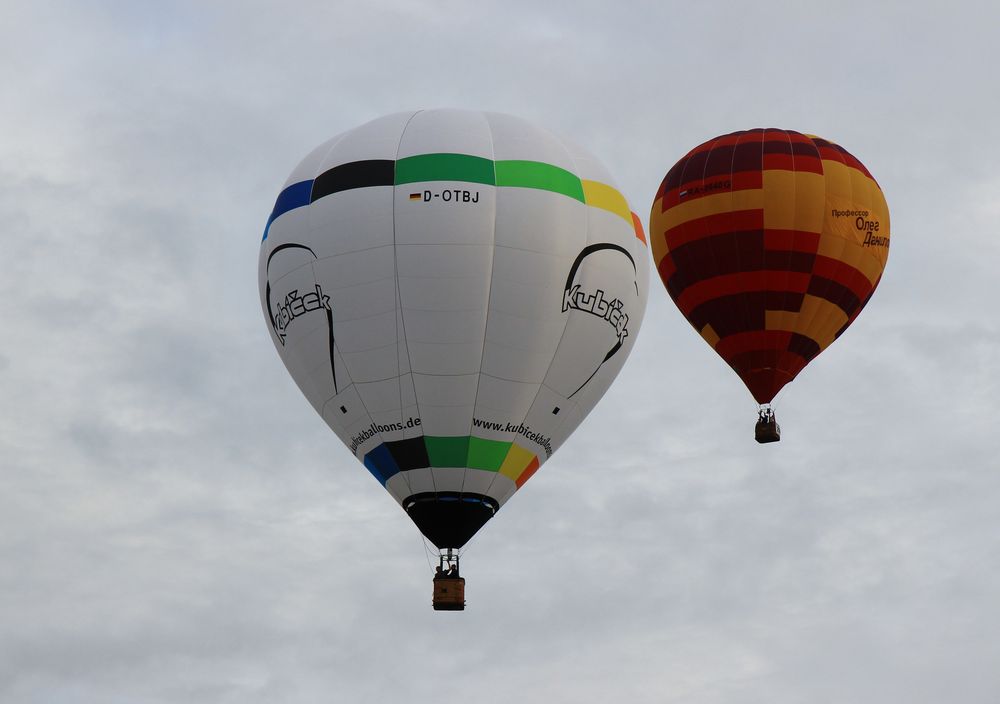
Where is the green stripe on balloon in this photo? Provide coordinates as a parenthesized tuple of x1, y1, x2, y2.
(423, 436, 472, 467)
(467, 437, 512, 471)
(495, 160, 585, 202)
(395, 153, 496, 185)
(420, 435, 514, 472)
(394, 154, 588, 205)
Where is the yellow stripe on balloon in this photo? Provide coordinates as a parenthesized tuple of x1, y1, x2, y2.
(582, 180, 632, 225)
(498, 443, 536, 484)
(649, 196, 671, 261)
(655, 189, 765, 232)
(763, 309, 799, 333)
(761, 170, 825, 231)
(765, 295, 849, 351)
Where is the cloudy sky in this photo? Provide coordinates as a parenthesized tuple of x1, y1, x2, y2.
(3, 1, 999, 701)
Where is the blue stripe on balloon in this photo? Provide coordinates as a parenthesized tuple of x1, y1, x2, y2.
(262, 179, 314, 241)
(363, 444, 401, 486)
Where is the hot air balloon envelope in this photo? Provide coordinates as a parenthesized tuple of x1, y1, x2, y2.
(649, 129, 889, 408)
(260, 109, 649, 550)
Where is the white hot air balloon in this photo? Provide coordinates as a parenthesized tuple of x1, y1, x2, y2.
(259, 109, 648, 609)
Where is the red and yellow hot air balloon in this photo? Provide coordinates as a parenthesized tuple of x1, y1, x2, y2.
(649, 129, 889, 442)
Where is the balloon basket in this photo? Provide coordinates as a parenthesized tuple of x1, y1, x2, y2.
(432, 576, 466, 611)
(432, 549, 466, 611)
(755, 408, 780, 444)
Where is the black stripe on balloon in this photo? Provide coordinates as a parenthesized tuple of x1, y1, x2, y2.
(807, 276, 862, 318)
(788, 333, 821, 362)
(311, 160, 395, 202)
(387, 437, 430, 471)
(835, 281, 879, 340)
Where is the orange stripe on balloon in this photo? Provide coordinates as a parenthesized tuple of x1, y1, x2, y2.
(675, 270, 810, 314)
(657, 254, 676, 283)
(792, 155, 824, 174)
(631, 212, 647, 244)
(515, 456, 540, 489)
(731, 170, 764, 191)
(817, 146, 872, 178)
(763, 229, 821, 252)
(715, 330, 792, 359)
(812, 255, 875, 302)
(763, 154, 795, 171)
(664, 209, 764, 250)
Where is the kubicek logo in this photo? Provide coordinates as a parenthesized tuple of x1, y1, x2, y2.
(272, 285, 331, 339)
